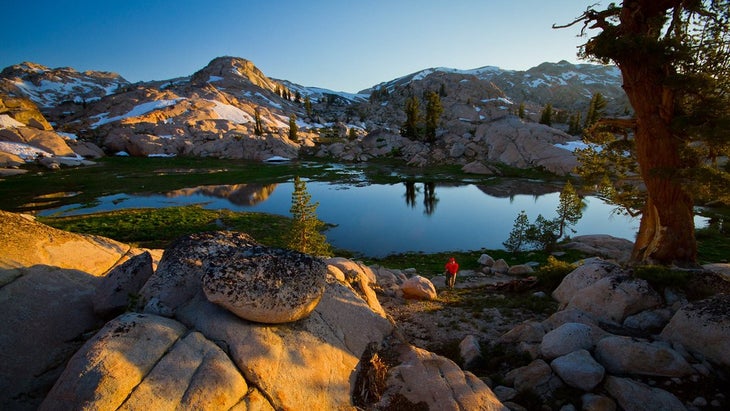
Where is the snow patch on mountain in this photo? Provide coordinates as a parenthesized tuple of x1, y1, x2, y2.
(91, 98, 185, 128)
(209, 100, 252, 124)
(408, 66, 507, 83)
(481, 97, 514, 105)
(526, 77, 548, 88)
(57, 132, 78, 140)
(254, 92, 282, 109)
(9, 77, 125, 108)
(0, 141, 53, 160)
(302, 86, 369, 102)
(0, 114, 25, 129)
(279, 81, 368, 104)
(270, 114, 291, 129)
(555, 141, 589, 152)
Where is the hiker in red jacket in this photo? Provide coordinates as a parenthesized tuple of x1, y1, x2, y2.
(445, 257, 459, 289)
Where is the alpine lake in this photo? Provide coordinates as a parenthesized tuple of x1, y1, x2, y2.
(0, 156, 715, 259)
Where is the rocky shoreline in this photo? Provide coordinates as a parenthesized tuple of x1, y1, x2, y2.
(1, 210, 729, 410)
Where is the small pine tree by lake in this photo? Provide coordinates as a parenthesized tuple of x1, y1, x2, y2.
(503, 182, 584, 252)
(287, 176, 332, 257)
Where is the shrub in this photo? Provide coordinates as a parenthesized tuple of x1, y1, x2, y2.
(536, 256, 576, 291)
(353, 350, 389, 406)
(634, 265, 691, 290)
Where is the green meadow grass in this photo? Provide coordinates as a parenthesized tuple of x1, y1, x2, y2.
(38, 206, 292, 249)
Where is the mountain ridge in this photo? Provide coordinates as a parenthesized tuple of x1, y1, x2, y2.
(0, 62, 129, 108)
(0, 56, 625, 174)
(364, 59, 625, 114)
(1, 56, 624, 112)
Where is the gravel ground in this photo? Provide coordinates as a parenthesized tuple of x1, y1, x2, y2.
(379, 270, 555, 353)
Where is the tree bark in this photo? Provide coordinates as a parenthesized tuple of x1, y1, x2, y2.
(616, 1, 698, 266)
(628, 106, 697, 265)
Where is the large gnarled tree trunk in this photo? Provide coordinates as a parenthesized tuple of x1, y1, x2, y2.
(610, 1, 697, 266)
(564, 0, 730, 266)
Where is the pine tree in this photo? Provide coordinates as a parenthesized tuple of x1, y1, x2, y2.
(304, 97, 313, 118)
(504, 182, 585, 253)
(400, 95, 421, 140)
(568, 112, 583, 135)
(288, 114, 298, 141)
(554, 109, 569, 124)
(583, 92, 607, 129)
(539, 103, 553, 126)
(555, 181, 584, 238)
(369, 87, 390, 102)
(424, 91, 443, 143)
(526, 215, 561, 252)
(503, 210, 530, 253)
(254, 109, 263, 136)
(287, 176, 332, 256)
(518, 102, 526, 119)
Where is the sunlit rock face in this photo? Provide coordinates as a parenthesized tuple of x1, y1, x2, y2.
(0, 211, 131, 411)
(0, 93, 105, 168)
(89, 56, 305, 161)
(0, 210, 129, 275)
(0, 126, 75, 156)
(190, 56, 281, 92)
(0, 94, 53, 130)
(1, 57, 303, 162)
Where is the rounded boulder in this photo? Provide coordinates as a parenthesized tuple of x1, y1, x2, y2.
(401, 275, 437, 300)
(202, 245, 327, 324)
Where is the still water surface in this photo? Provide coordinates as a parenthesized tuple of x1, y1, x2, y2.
(39, 179, 649, 257)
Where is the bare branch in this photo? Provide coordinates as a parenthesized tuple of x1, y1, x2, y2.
(553, 4, 621, 36)
(552, 11, 592, 30)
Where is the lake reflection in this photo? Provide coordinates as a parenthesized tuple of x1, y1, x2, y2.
(40, 180, 642, 257)
(165, 184, 278, 206)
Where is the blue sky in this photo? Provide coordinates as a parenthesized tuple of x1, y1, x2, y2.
(2, 1, 605, 92)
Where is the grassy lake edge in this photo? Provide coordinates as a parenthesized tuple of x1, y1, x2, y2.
(1, 156, 728, 266)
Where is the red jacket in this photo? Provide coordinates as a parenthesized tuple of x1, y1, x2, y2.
(445, 258, 459, 275)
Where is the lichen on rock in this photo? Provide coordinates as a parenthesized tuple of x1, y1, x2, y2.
(202, 244, 327, 323)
